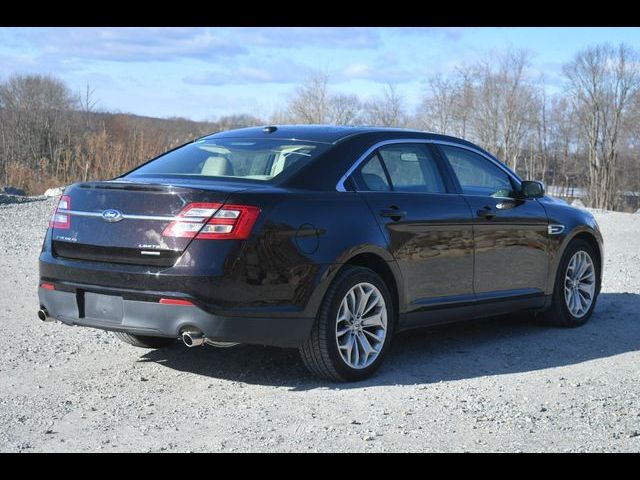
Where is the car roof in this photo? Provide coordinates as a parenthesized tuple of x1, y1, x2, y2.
(202, 125, 468, 145)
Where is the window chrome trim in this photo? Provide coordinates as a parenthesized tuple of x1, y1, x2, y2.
(335, 138, 522, 192)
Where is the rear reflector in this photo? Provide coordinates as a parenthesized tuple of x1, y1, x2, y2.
(159, 298, 194, 306)
(163, 202, 260, 240)
(49, 195, 71, 230)
(40, 282, 55, 290)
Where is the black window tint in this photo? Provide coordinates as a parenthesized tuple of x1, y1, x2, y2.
(359, 155, 391, 191)
(440, 145, 514, 197)
(377, 144, 446, 193)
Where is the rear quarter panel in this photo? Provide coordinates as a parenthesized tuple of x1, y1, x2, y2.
(223, 189, 399, 317)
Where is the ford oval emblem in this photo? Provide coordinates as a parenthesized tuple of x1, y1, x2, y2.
(102, 209, 124, 223)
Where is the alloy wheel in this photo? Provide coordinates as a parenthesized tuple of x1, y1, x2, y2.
(335, 282, 387, 369)
(564, 250, 596, 318)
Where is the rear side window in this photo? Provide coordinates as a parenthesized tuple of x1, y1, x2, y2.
(440, 145, 515, 197)
(377, 144, 445, 193)
(126, 138, 330, 182)
(360, 155, 391, 191)
(353, 143, 446, 193)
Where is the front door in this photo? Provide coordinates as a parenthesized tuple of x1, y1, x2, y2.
(436, 144, 549, 301)
(349, 143, 475, 313)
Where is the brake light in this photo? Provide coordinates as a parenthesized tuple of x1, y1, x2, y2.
(159, 298, 194, 306)
(162, 202, 260, 240)
(49, 195, 71, 229)
(40, 282, 55, 290)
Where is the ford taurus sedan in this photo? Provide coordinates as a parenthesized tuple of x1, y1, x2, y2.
(38, 126, 603, 381)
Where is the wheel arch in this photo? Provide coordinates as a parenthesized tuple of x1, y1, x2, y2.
(548, 227, 603, 295)
(303, 247, 404, 319)
(571, 231, 603, 293)
(342, 252, 401, 323)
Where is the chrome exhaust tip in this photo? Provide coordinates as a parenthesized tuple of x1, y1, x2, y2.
(182, 330, 205, 347)
(38, 308, 52, 322)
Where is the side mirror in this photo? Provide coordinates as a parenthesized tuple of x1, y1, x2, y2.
(521, 180, 545, 199)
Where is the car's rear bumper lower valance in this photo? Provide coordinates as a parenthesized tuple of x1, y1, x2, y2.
(38, 287, 313, 348)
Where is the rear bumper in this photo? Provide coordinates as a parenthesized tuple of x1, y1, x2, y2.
(38, 287, 314, 348)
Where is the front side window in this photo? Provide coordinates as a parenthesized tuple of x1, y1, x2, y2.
(126, 138, 330, 182)
(439, 145, 515, 197)
(353, 143, 446, 193)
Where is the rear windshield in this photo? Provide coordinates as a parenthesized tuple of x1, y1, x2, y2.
(125, 138, 330, 182)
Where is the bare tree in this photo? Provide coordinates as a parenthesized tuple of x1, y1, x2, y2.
(286, 71, 363, 125)
(418, 69, 476, 137)
(287, 72, 331, 124)
(471, 50, 538, 171)
(216, 114, 264, 130)
(328, 93, 361, 125)
(420, 75, 457, 133)
(0, 74, 219, 194)
(363, 84, 406, 127)
(546, 96, 578, 189)
(0, 74, 78, 183)
(2, 46, 640, 210)
(79, 83, 98, 129)
(451, 69, 475, 139)
(564, 43, 640, 209)
(420, 51, 537, 172)
(622, 92, 640, 199)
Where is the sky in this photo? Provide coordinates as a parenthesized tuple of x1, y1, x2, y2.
(0, 27, 639, 122)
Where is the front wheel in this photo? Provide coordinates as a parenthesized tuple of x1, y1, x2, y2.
(299, 266, 395, 381)
(538, 239, 600, 327)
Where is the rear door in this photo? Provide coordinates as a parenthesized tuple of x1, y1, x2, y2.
(350, 142, 475, 314)
(436, 144, 549, 300)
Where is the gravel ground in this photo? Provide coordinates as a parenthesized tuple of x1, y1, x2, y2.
(0, 198, 638, 452)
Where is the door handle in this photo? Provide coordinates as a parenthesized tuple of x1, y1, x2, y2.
(495, 200, 516, 210)
(379, 207, 407, 221)
(476, 206, 496, 219)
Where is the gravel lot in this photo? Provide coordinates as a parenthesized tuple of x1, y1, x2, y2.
(0, 197, 638, 452)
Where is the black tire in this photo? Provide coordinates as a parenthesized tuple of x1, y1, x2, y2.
(299, 266, 395, 382)
(537, 239, 600, 327)
(114, 332, 176, 349)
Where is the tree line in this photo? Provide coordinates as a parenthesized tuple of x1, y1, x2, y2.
(1, 43, 639, 211)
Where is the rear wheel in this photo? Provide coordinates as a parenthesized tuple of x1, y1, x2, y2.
(538, 239, 600, 327)
(114, 332, 176, 349)
(299, 266, 395, 381)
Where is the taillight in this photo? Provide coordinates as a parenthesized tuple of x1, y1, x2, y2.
(49, 195, 71, 229)
(40, 282, 55, 290)
(162, 202, 260, 240)
(198, 204, 261, 240)
(159, 298, 194, 306)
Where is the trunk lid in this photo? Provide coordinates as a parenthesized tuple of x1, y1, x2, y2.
(51, 179, 246, 267)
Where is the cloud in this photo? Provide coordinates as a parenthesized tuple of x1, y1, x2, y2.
(388, 27, 470, 42)
(0, 27, 247, 64)
(185, 53, 419, 88)
(336, 56, 418, 84)
(0, 27, 480, 120)
(231, 27, 382, 49)
(183, 59, 315, 86)
(342, 63, 372, 78)
(0, 27, 383, 68)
